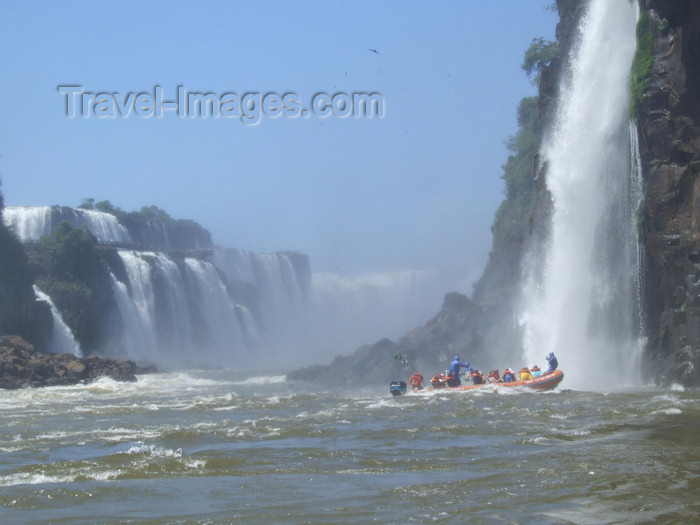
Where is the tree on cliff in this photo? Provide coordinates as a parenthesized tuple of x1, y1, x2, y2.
(522, 37, 559, 86)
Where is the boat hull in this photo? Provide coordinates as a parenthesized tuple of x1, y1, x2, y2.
(391, 370, 564, 396)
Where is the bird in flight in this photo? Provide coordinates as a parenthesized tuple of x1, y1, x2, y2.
(369, 48, 380, 55)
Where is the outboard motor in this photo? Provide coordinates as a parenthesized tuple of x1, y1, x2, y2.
(390, 380, 407, 396)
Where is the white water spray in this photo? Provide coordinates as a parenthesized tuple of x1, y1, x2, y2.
(521, 0, 643, 389)
(33, 286, 82, 356)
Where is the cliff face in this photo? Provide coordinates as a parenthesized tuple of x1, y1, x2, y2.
(0, 215, 52, 347)
(638, 0, 700, 385)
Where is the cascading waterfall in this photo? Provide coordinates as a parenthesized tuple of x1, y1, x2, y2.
(4, 206, 131, 243)
(520, 0, 643, 389)
(6, 205, 439, 367)
(32, 285, 82, 356)
(110, 250, 249, 364)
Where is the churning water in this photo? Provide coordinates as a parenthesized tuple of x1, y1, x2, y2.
(1, 372, 698, 523)
(521, 0, 644, 390)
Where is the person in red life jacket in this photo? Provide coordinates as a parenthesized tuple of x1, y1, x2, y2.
(471, 370, 484, 385)
(531, 365, 542, 377)
(431, 373, 447, 388)
(409, 373, 424, 390)
(502, 368, 516, 382)
(487, 369, 500, 383)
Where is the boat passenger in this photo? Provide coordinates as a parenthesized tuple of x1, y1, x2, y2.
(448, 356, 473, 386)
(446, 372, 460, 388)
(471, 370, 484, 385)
(409, 372, 424, 390)
(431, 373, 447, 388)
(502, 368, 516, 382)
(519, 367, 532, 381)
(545, 352, 558, 374)
(487, 369, 500, 383)
(531, 365, 542, 377)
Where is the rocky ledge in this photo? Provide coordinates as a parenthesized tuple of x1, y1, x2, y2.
(0, 335, 155, 389)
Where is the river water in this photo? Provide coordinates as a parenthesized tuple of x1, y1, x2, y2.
(1, 371, 698, 524)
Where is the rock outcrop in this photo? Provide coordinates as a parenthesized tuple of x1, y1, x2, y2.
(288, 292, 487, 386)
(637, 0, 700, 386)
(0, 214, 52, 348)
(0, 335, 153, 389)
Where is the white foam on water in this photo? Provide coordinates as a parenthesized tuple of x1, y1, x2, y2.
(232, 374, 287, 385)
(125, 443, 183, 458)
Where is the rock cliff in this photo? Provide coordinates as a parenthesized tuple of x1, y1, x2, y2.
(637, 0, 700, 386)
(288, 292, 485, 386)
(0, 335, 152, 389)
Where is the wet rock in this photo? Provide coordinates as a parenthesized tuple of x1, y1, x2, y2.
(0, 335, 154, 389)
(638, 1, 700, 385)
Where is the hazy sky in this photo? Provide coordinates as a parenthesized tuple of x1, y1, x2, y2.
(1, 1, 557, 287)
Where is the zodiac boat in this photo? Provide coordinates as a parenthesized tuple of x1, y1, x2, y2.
(390, 370, 564, 396)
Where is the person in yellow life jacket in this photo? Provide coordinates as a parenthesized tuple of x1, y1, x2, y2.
(519, 367, 533, 381)
(531, 365, 542, 377)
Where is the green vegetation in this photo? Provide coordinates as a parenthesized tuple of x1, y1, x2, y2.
(28, 222, 99, 330)
(629, 9, 655, 118)
(79, 198, 173, 224)
(491, 36, 558, 242)
(522, 37, 559, 86)
(36, 221, 98, 280)
(492, 96, 540, 241)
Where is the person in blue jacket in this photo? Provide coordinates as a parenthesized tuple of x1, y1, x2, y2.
(502, 368, 516, 382)
(448, 356, 473, 386)
(545, 352, 558, 373)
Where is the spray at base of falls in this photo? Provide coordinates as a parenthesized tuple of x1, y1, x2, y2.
(520, 0, 645, 390)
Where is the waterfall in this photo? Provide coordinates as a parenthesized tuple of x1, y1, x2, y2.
(520, 0, 642, 389)
(109, 250, 249, 364)
(4, 206, 131, 243)
(33, 285, 82, 356)
(212, 248, 309, 336)
(5, 207, 53, 241)
(182, 257, 245, 356)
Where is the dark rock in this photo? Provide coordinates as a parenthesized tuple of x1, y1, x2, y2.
(637, 1, 700, 385)
(0, 335, 155, 389)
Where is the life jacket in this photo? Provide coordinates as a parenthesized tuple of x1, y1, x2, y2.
(471, 371, 484, 384)
(409, 373, 423, 389)
(431, 373, 447, 388)
(519, 368, 532, 381)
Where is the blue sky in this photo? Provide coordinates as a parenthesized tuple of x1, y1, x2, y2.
(0, 1, 557, 286)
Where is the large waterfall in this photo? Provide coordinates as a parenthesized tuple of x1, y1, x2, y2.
(4, 206, 131, 243)
(110, 251, 250, 364)
(520, 0, 643, 389)
(5, 205, 447, 368)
